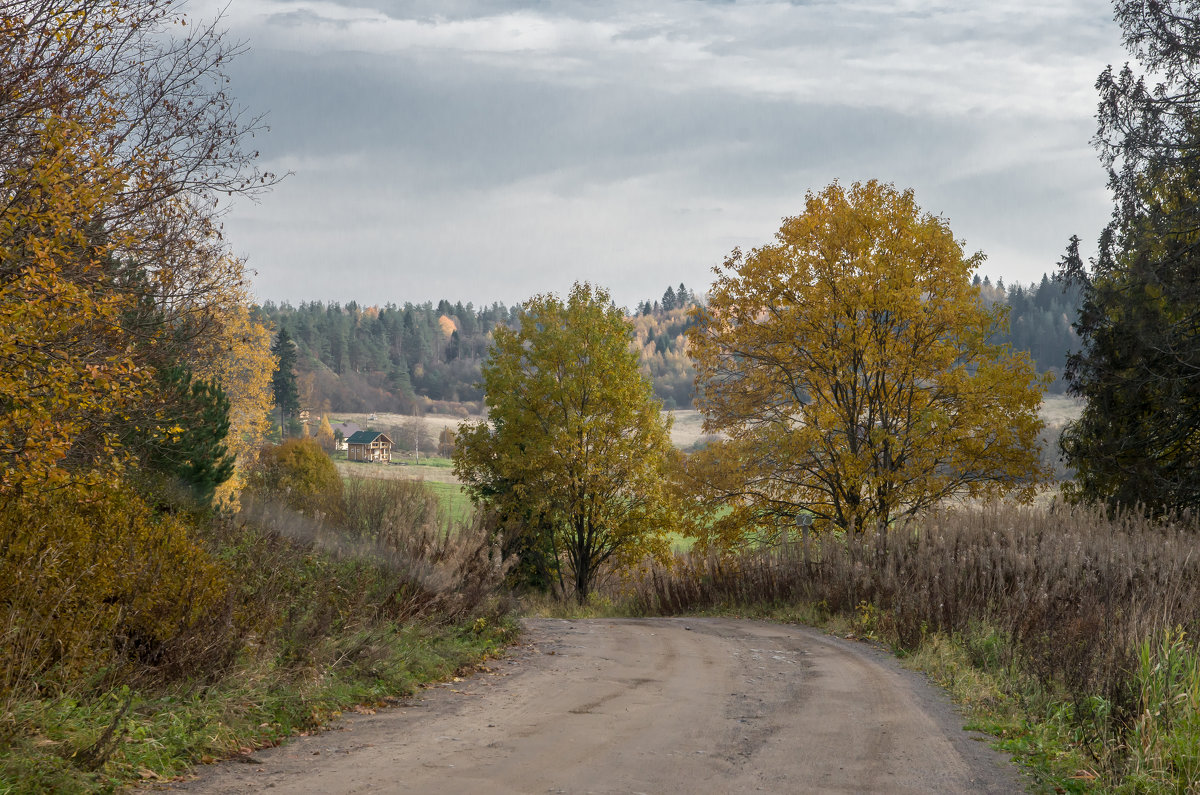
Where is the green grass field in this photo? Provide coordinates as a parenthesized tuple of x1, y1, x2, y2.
(427, 481, 474, 525)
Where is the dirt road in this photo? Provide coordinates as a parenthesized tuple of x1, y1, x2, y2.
(174, 618, 1023, 794)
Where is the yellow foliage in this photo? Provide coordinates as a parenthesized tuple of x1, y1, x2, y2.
(688, 181, 1049, 546)
(1, 3, 265, 499)
(0, 116, 145, 496)
(247, 438, 343, 518)
(455, 283, 679, 601)
(438, 314, 458, 339)
(192, 292, 275, 505)
(316, 414, 336, 452)
(0, 482, 228, 697)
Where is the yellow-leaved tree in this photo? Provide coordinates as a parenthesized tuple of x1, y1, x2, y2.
(454, 283, 678, 602)
(687, 180, 1049, 547)
(192, 291, 276, 505)
(316, 414, 336, 453)
(0, 0, 272, 697)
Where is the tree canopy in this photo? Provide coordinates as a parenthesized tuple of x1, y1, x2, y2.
(453, 283, 678, 602)
(687, 180, 1049, 544)
(0, 1, 273, 503)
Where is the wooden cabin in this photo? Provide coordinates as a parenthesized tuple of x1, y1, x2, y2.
(346, 430, 393, 463)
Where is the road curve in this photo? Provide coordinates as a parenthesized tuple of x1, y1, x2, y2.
(173, 618, 1023, 794)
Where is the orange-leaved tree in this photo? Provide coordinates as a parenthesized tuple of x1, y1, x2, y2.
(687, 180, 1049, 547)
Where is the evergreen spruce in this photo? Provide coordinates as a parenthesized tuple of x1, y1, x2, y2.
(271, 328, 301, 436)
(1059, 1, 1200, 513)
(146, 366, 235, 505)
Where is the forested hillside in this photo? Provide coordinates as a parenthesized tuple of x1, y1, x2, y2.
(259, 300, 519, 414)
(262, 276, 1080, 413)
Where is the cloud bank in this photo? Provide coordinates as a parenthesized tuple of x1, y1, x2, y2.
(200, 0, 1127, 307)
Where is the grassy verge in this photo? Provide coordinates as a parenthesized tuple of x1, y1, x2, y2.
(1, 462, 516, 794)
(0, 619, 515, 794)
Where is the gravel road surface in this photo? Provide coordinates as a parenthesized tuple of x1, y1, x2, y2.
(173, 618, 1023, 794)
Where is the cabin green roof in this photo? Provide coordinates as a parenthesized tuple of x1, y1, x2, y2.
(346, 430, 389, 445)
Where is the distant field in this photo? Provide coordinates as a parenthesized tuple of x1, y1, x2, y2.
(335, 460, 459, 484)
(338, 410, 712, 451)
(336, 412, 475, 435)
(333, 397, 1085, 527)
(666, 410, 710, 448)
(425, 481, 473, 524)
(337, 398, 1081, 462)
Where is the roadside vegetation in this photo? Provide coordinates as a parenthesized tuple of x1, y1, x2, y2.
(0, 3, 512, 792)
(1, 438, 512, 792)
(622, 505, 1200, 792)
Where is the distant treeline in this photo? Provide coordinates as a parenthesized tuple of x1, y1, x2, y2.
(261, 276, 1080, 413)
(259, 300, 519, 414)
(976, 274, 1083, 395)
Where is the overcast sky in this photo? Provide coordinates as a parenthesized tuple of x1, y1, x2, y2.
(196, 0, 1129, 309)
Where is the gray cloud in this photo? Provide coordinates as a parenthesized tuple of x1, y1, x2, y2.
(202, 0, 1128, 307)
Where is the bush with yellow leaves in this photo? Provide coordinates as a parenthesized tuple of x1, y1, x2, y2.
(0, 480, 228, 704)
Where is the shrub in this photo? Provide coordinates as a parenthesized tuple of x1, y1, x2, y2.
(246, 437, 342, 519)
(0, 482, 228, 708)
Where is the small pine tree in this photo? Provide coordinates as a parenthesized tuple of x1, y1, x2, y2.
(145, 365, 235, 505)
(271, 328, 300, 436)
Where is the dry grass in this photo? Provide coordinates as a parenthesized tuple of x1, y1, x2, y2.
(335, 460, 462, 485)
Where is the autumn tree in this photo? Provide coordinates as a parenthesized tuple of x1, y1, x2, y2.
(688, 181, 1048, 545)
(1058, 1, 1200, 513)
(316, 415, 336, 453)
(0, 1, 273, 498)
(454, 283, 678, 602)
(437, 426, 456, 458)
(191, 293, 276, 504)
